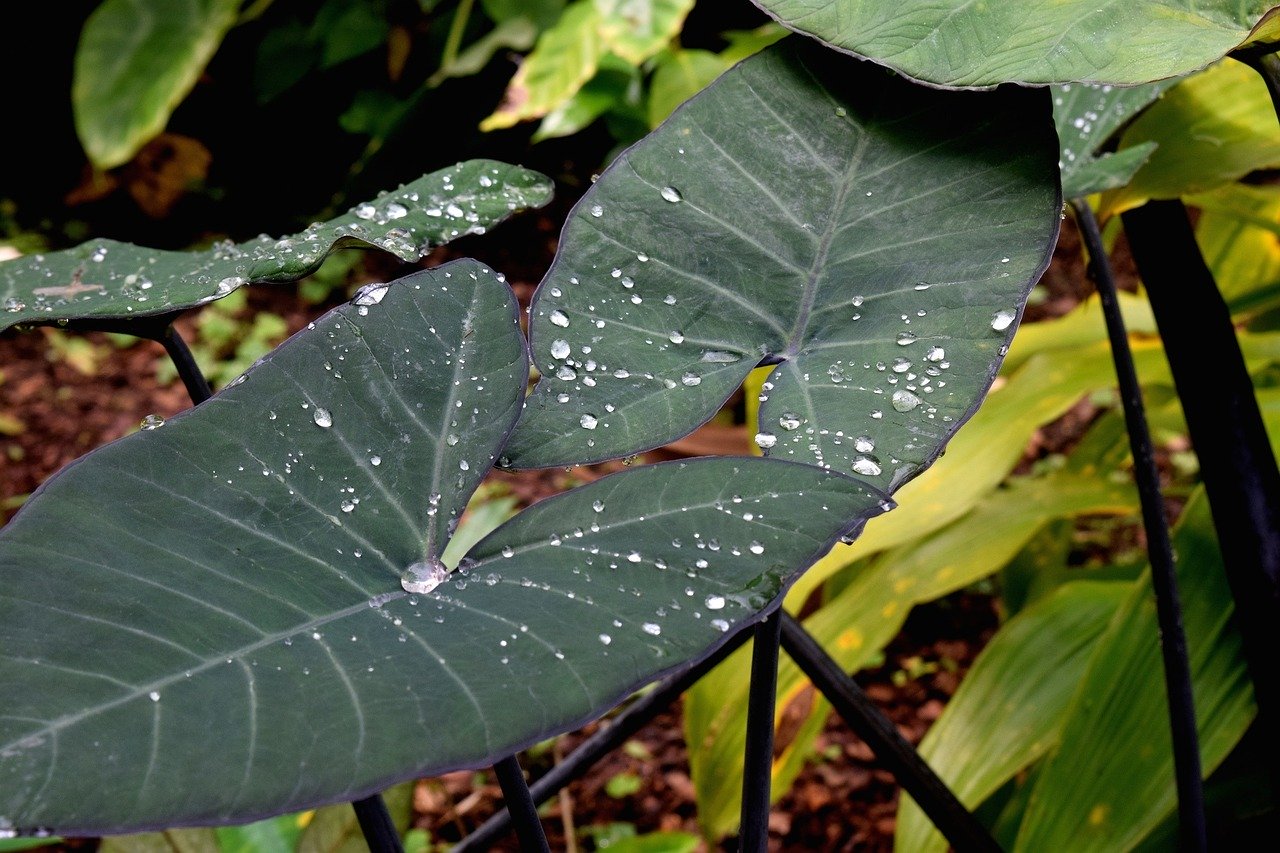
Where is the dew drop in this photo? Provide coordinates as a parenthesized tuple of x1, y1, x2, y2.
(991, 310, 1016, 331)
(755, 432, 777, 449)
(580, 414, 599, 429)
(891, 357, 911, 373)
(711, 618, 730, 632)
(854, 436, 875, 453)
(354, 203, 376, 220)
(852, 456, 882, 476)
(896, 332, 917, 346)
(778, 412, 801, 430)
(401, 557, 449, 594)
(925, 346, 945, 362)
(705, 594, 726, 610)
(891, 390, 921, 412)
(551, 339, 571, 359)
(385, 202, 408, 220)
(590, 204, 604, 217)
(700, 350, 739, 363)
(660, 186, 683, 203)
(642, 622, 662, 635)
(353, 283, 389, 306)
(149, 691, 160, 702)
(627, 551, 642, 563)
(669, 330, 684, 344)
(139, 414, 165, 430)
(592, 500, 606, 512)
(549, 310, 570, 327)
(312, 407, 333, 428)
(681, 372, 701, 386)
(599, 633, 612, 645)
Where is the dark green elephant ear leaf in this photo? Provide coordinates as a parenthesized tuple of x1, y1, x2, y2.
(0, 160, 551, 333)
(502, 38, 1060, 494)
(0, 258, 529, 834)
(751, 0, 1279, 87)
(0, 253, 893, 835)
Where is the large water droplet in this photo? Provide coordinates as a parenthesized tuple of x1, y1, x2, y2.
(891, 357, 911, 373)
(705, 594, 726, 610)
(549, 310, 570, 328)
(354, 203, 377, 220)
(313, 407, 333, 428)
(755, 432, 777, 449)
(385, 202, 408, 220)
(896, 332, 917, 346)
(778, 412, 801, 430)
(353, 283, 389, 306)
(852, 456, 882, 476)
(401, 557, 449, 594)
(551, 339, 571, 359)
(854, 436, 875, 453)
(580, 413, 599, 429)
(891, 390, 920, 412)
(681, 372, 701, 386)
(700, 350, 739, 363)
(660, 186, 683, 203)
(642, 622, 662, 635)
(925, 346, 945, 362)
(991, 310, 1016, 331)
(139, 414, 166, 430)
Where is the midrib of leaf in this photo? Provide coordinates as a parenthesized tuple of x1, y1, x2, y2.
(784, 131, 869, 355)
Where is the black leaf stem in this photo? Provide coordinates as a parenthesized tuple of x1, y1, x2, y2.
(493, 754, 551, 852)
(1073, 198, 1206, 852)
(1122, 198, 1280, 794)
(156, 323, 212, 405)
(739, 608, 783, 852)
(779, 614, 1000, 853)
(352, 794, 405, 853)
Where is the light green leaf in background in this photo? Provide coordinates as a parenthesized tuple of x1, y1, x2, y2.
(0, 160, 552, 333)
(750, 0, 1279, 87)
(73, 0, 242, 169)
(895, 581, 1130, 853)
(1015, 491, 1255, 850)
(1055, 78, 1179, 199)
(480, 0, 604, 130)
(534, 56, 641, 142)
(1099, 60, 1280, 217)
(296, 782, 414, 853)
(504, 38, 1060, 493)
(595, 0, 695, 65)
(1189, 183, 1280, 318)
(646, 49, 727, 128)
(98, 829, 219, 853)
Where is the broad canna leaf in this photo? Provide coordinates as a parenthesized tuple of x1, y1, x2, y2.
(750, 0, 1279, 88)
(1015, 491, 1255, 850)
(895, 581, 1130, 853)
(73, 0, 241, 169)
(0, 258, 892, 835)
(504, 37, 1060, 495)
(0, 161, 552, 334)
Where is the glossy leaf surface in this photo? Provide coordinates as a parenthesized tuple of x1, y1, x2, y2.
(1055, 79, 1178, 199)
(0, 259, 891, 835)
(505, 38, 1060, 494)
(0, 161, 552, 333)
(751, 0, 1278, 87)
(73, 0, 241, 169)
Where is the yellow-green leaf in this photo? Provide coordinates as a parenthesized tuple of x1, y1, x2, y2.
(1190, 183, 1280, 318)
(596, 0, 695, 65)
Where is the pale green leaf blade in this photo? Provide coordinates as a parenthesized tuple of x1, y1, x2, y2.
(750, 0, 1278, 87)
(73, 0, 241, 169)
(595, 0, 696, 64)
(296, 782, 414, 853)
(1015, 491, 1255, 850)
(0, 161, 552, 333)
(503, 38, 1060, 494)
(480, 0, 604, 130)
(1100, 60, 1280, 216)
(646, 50, 728, 128)
(895, 581, 1129, 853)
(1189, 183, 1280, 317)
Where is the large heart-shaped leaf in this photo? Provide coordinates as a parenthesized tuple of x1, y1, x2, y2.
(0, 161, 551, 333)
(0, 256, 891, 835)
(750, 1, 1279, 87)
(503, 38, 1060, 494)
(73, 0, 242, 169)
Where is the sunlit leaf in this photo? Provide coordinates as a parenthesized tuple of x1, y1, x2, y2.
(595, 0, 696, 65)
(750, 0, 1279, 87)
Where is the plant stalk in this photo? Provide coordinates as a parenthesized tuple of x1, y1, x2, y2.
(351, 794, 405, 853)
(739, 609, 783, 853)
(157, 324, 213, 405)
(1121, 198, 1280, 793)
(493, 754, 551, 852)
(1072, 198, 1207, 852)
(441, 0, 476, 71)
(779, 614, 1000, 853)
(454, 625, 754, 850)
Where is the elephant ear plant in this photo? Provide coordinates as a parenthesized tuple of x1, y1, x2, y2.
(0, 36, 1062, 846)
